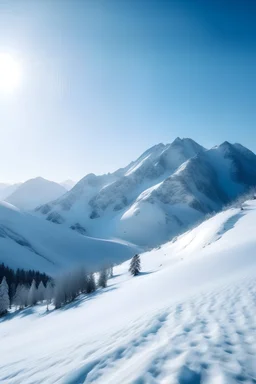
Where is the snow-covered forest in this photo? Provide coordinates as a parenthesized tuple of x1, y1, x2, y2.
(0, 264, 118, 315)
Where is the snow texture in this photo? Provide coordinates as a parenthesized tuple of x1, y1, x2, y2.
(1, 200, 256, 383)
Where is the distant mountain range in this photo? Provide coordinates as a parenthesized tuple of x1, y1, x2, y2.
(5, 177, 67, 210)
(35, 138, 256, 247)
(0, 178, 76, 210)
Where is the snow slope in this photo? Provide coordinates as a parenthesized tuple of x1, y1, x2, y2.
(36, 139, 256, 247)
(1, 200, 256, 383)
(5, 177, 67, 210)
(0, 202, 136, 275)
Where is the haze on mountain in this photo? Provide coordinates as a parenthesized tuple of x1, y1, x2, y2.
(60, 179, 76, 191)
(0, 183, 21, 201)
(5, 177, 67, 210)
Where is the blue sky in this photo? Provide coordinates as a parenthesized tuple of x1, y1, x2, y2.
(0, 0, 255, 182)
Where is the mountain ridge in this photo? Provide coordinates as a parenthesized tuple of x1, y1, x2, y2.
(35, 138, 256, 246)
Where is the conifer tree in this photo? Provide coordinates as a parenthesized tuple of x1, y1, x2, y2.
(129, 254, 141, 276)
(98, 269, 108, 289)
(107, 265, 114, 278)
(0, 276, 10, 316)
(28, 279, 37, 306)
(13, 284, 22, 310)
(13, 284, 28, 310)
(37, 281, 46, 302)
(54, 277, 65, 309)
(20, 285, 29, 308)
(45, 280, 53, 311)
(87, 273, 96, 294)
(76, 267, 88, 294)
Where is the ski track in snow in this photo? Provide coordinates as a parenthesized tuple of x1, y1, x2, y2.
(1, 276, 256, 384)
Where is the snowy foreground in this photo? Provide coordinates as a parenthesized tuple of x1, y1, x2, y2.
(1, 201, 256, 383)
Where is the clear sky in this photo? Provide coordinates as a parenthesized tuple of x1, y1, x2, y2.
(0, 0, 255, 183)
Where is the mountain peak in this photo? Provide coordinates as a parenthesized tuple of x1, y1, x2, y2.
(173, 137, 182, 143)
(217, 141, 234, 154)
(5, 177, 66, 210)
(171, 137, 203, 148)
(220, 141, 232, 148)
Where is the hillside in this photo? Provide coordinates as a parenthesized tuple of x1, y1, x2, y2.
(1, 200, 256, 383)
(5, 177, 67, 210)
(36, 139, 256, 247)
(0, 202, 136, 275)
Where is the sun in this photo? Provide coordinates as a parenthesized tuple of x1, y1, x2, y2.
(0, 53, 21, 93)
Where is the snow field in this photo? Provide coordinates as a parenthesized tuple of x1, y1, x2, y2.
(0, 201, 256, 383)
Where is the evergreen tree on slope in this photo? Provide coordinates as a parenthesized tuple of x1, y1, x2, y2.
(129, 254, 141, 276)
(98, 268, 108, 289)
(0, 276, 10, 316)
(87, 273, 96, 294)
(13, 284, 29, 310)
(37, 281, 46, 303)
(28, 279, 37, 306)
(45, 280, 53, 311)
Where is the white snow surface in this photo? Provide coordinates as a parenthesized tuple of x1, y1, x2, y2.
(5, 177, 67, 210)
(1, 200, 256, 383)
(0, 202, 136, 274)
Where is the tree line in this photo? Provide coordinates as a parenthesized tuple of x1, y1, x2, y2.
(0, 264, 114, 316)
(0, 263, 49, 305)
(0, 254, 141, 317)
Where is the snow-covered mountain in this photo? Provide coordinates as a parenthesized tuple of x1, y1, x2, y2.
(0, 202, 136, 275)
(1, 200, 256, 383)
(36, 138, 256, 247)
(5, 177, 67, 210)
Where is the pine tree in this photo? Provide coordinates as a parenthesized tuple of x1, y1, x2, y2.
(0, 276, 10, 316)
(98, 269, 108, 289)
(37, 281, 45, 302)
(107, 265, 114, 279)
(28, 279, 37, 306)
(129, 254, 141, 276)
(87, 273, 96, 294)
(45, 280, 53, 311)
(75, 267, 88, 294)
(54, 276, 65, 309)
(13, 284, 28, 310)
(20, 285, 29, 308)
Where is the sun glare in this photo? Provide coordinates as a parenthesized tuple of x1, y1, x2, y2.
(0, 53, 21, 93)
